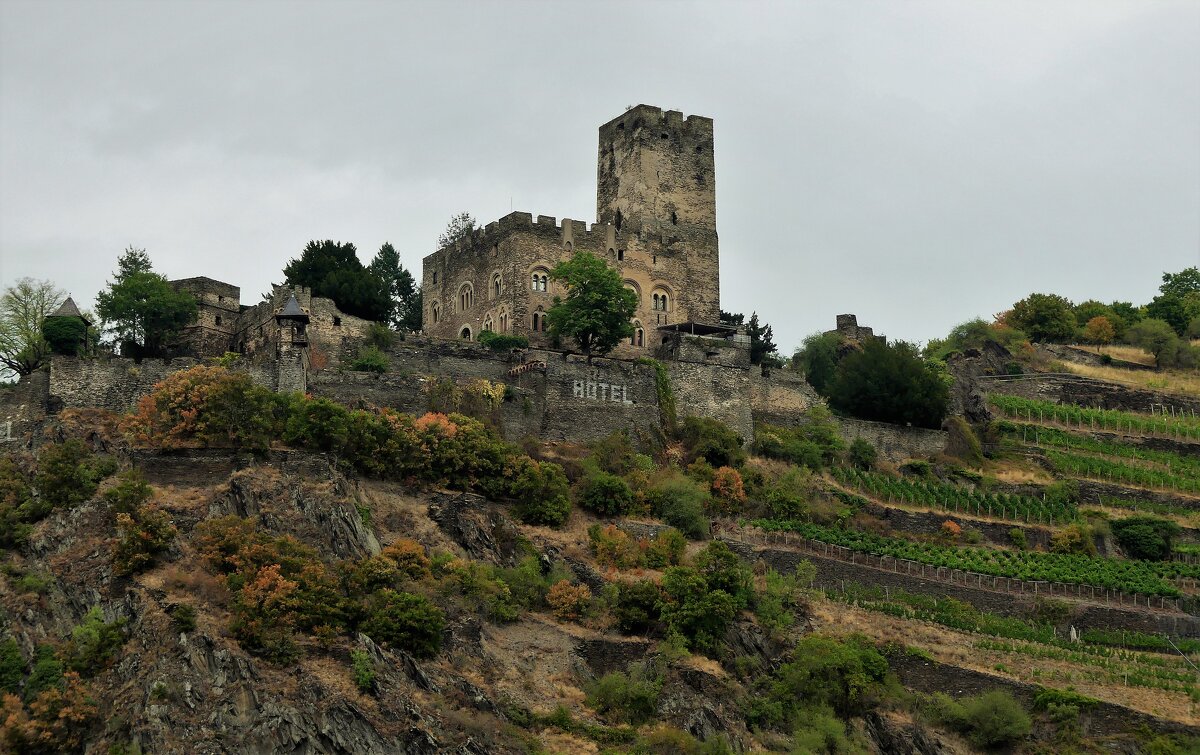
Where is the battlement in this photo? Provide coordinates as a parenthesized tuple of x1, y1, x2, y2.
(430, 212, 621, 261)
(598, 104, 713, 138)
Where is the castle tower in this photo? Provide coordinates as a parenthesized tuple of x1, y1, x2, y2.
(275, 293, 310, 393)
(596, 105, 720, 322)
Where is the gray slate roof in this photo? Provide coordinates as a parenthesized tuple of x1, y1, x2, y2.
(48, 297, 91, 324)
(279, 294, 307, 319)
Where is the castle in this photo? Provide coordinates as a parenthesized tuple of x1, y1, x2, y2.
(421, 105, 724, 351)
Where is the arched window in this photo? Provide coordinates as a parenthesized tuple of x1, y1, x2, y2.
(492, 273, 502, 299)
(482, 314, 494, 332)
(531, 268, 549, 292)
(532, 306, 546, 332)
(431, 301, 441, 324)
(460, 326, 472, 340)
(652, 290, 670, 312)
(458, 283, 474, 312)
(630, 320, 644, 347)
(498, 307, 509, 333)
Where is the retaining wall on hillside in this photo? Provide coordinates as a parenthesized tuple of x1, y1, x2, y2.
(888, 654, 1199, 738)
(836, 417, 947, 463)
(0, 369, 49, 448)
(984, 374, 1200, 415)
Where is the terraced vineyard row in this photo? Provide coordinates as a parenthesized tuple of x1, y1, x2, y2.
(753, 519, 1200, 597)
(990, 394, 1200, 440)
(996, 421, 1200, 478)
(1045, 450, 1200, 495)
(829, 466, 1077, 524)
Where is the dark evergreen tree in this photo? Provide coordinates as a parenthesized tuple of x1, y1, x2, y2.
(369, 242, 422, 332)
(283, 240, 390, 322)
(826, 338, 949, 429)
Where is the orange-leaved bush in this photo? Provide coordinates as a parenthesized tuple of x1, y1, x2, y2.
(546, 580, 591, 621)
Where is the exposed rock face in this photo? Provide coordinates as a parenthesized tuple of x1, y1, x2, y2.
(944, 341, 1013, 424)
(863, 710, 952, 755)
(427, 490, 522, 566)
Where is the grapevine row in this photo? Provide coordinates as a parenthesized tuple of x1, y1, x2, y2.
(996, 421, 1200, 478)
(830, 466, 1077, 524)
(753, 519, 1200, 597)
(1045, 450, 1200, 495)
(989, 394, 1200, 440)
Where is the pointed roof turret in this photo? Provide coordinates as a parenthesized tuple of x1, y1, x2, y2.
(277, 294, 309, 322)
(48, 296, 91, 325)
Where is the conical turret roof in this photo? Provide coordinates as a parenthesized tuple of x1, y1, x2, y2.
(278, 294, 308, 319)
(48, 296, 91, 325)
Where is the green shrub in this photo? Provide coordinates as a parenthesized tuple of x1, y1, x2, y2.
(102, 470, 153, 515)
(790, 705, 852, 755)
(760, 634, 889, 720)
(1008, 528, 1027, 550)
(753, 567, 804, 635)
(359, 590, 445, 658)
(349, 345, 389, 373)
(63, 606, 127, 677)
(1112, 516, 1181, 561)
(587, 662, 662, 725)
(477, 330, 530, 350)
(754, 408, 844, 470)
(615, 580, 662, 635)
(23, 645, 63, 702)
(657, 566, 736, 654)
(848, 438, 877, 470)
(168, 603, 197, 633)
(41, 316, 87, 355)
(577, 471, 635, 517)
(646, 476, 709, 539)
(762, 467, 813, 520)
(588, 430, 639, 475)
(34, 440, 116, 511)
(350, 649, 375, 693)
(510, 459, 571, 526)
(695, 540, 753, 610)
(961, 690, 1031, 747)
(678, 416, 745, 468)
(113, 504, 177, 574)
(364, 322, 397, 349)
(642, 528, 687, 568)
(0, 637, 23, 693)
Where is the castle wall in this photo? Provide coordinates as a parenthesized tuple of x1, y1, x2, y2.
(668, 359, 754, 442)
(172, 277, 240, 357)
(835, 417, 947, 463)
(47, 356, 278, 413)
(0, 369, 49, 449)
(748, 369, 821, 428)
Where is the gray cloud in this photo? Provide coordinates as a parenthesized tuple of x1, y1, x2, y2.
(2, 0, 1197, 351)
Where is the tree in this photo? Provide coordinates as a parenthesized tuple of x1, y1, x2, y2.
(545, 251, 637, 360)
(369, 242, 422, 331)
(747, 312, 778, 365)
(827, 339, 949, 428)
(792, 332, 841, 395)
(95, 247, 197, 357)
(1082, 316, 1115, 349)
(0, 278, 65, 377)
(1147, 267, 1200, 336)
(1008, 293, 1077, 343)
(283, 240, 390, 322)
(1128, 318, 1185, 367)
(437, 212, 477, 248)
(924, 318, 1029, 361)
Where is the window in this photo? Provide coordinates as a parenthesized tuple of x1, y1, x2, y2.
(333, 316, 342, 326)
(218, 295, 224, 303)
(482, 315, 493, 332)
(498, 309, 509, 333)
(617, 249, 624, 261)
(215, 315, 223, 327)
(460, 327, 472, 340)
(652, 291, 670, 312)
(431, 303, 441, 324)
(458, 284, 474, 311)
(433, 271, 438, 285)
(531, 270, 549, 292)
(492, 273, 502, 298)
(631, 321, 644, 347)
(532, 307, 546, 332)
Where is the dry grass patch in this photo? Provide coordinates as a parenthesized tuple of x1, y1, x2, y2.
(1072, 344, 1157, 366)
(1060, 361, 1200, 398)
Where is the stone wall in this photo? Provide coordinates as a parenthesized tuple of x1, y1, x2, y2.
(0, 369, 49, 449)
(748, 369, 821, 428)
(859, 501, 1054, 551)
(888, 654, 1199, 738)
(668, 358, 754, 442)
(836, 417, 947, 463)
(47, 356, 278, 414)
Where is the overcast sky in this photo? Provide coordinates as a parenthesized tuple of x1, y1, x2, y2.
(2, 0, 1197, 352)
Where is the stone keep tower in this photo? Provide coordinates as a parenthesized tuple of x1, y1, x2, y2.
(596, 105, 719, 322)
